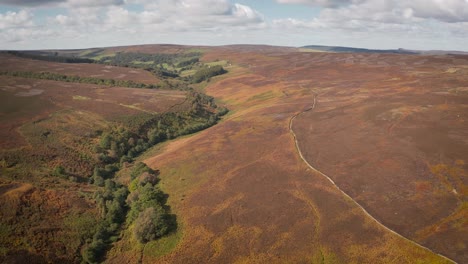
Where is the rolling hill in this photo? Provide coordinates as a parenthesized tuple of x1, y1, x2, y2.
(0, 44, 466, 264)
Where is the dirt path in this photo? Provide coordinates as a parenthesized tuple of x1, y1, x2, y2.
(288, 95, 457, 264)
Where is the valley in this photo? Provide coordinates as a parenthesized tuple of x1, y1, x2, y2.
(0, 45, 466, 263)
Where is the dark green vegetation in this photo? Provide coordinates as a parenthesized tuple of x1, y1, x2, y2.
(192, 65, 227, 83)
(5, 51, 94, 63)
(96, 52, 227, 82)
(97, 52, 201, 77)
(82, 180, 127, 263)
(0, 48, 229, 264)
(301, 45, 417, 54)
(6, 49, 227, 86)
(0, 71, 158, 89)
(2, 44, 467, 264)
(127, 163, 175, 243)
(72, 91, 225, 262)
(93, 91, 226, 168)
(83, 163, 173, 263)
(81, 91, 225, 262)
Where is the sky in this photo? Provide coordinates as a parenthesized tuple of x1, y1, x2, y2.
(0, 0, 467, 51)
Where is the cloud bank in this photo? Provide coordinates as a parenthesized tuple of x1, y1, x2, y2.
(0, 0, 466, 50)
(274, 0, 468, 46)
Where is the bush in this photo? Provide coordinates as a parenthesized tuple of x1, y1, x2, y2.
(133, 206, 170, 243)
(93, 175, 104, 187)
(192, 65, 227, 83)
(82, 239, 106, 264)
(139, 172, 159, 186)
(130, 162, 154, 180)
(53, 165, 66, 176)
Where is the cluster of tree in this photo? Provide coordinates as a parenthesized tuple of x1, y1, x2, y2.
(0, 71, 158, 89)
(98, 52, 200, 70)
(6, 51, 223, 87)
(3, 48, 231, 263)
(176, 57, 199, 68)
(92, 92, 227, 168)
(146, 67, 180, 78)
(126, 163, 175, 243)
(84, 149, 175, 262)
(157, 79, 193, 90)
(93, 114, 209, 168)
(82, 90, 228, 260)
(82, 180, 128, 263)
(6, 51, 95, 63)
(192, 65, 227, 83)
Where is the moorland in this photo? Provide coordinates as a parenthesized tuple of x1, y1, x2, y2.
(0, 44, 466, 264)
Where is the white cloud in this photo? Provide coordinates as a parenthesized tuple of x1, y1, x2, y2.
(0, 0, 64, 7)
(66, 0, 124, 8)
(139, 10, 164, 24)
(0, 0, 466, 51)
(278, 0, 468, 23)
(276, 0, 362, 8)
(139, 0, 265, 30)
(0, 0, 124, 7)
(0, 0, 266, 48)
(275, 0, 468, 36)
(105, 6, 132, 27)
(50, 0, 265, 34)
(53, 14, 76, 26)
(0, 9, 62, 46)
(0, 10, 34, 29)
(273, 0, 468, 50)
(407, 0, 468, 23)
(0, 26, 56, 45)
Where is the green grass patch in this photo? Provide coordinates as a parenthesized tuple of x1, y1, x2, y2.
(180, 69, 196, 77)
(184, 48, 206, 54)
(0, 71, 157, 89)
(204, 60, 229, 67)
(132, 60, 154, 65)
(90, 53, 116, 60)
(161, 63, 177, 71)
(118, 103, 152, 113)
(143, 228, 183, 259)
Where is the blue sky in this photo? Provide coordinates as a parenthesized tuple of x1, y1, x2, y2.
(0, 0, 467, 51)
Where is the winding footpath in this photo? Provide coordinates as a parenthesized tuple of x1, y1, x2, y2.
(288, 95, 457, 264)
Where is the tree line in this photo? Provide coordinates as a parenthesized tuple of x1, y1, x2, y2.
(98, 52, 201, 68)
(192, 65, 227, 83)
(0, 71, 158, 89)
(6, 51, 227, 85)
(81, 91, 228, 263)
(4, 49, 230, 263)
(6, 51, 94, 63)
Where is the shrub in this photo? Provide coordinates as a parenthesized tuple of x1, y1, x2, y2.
(192, 65, 227, 83)
(133, 206, 170, 243)
(53, 165, 66, 176)
(130, 162, 154, 180)
(82, 239, 106, 264)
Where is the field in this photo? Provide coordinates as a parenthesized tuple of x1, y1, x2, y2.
(290, 53, 468, 261)
(1, 45, 466, 263)
(0, 50, 222, 263)
(0, 53, 160, 85)
(0, 75, 186, 150)
(130, 48, 466, 263)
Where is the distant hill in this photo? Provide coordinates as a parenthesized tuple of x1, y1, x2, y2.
(301, 45, 468, 55)
(301, 45, 417, 54)
(404, 49, 468, 55)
